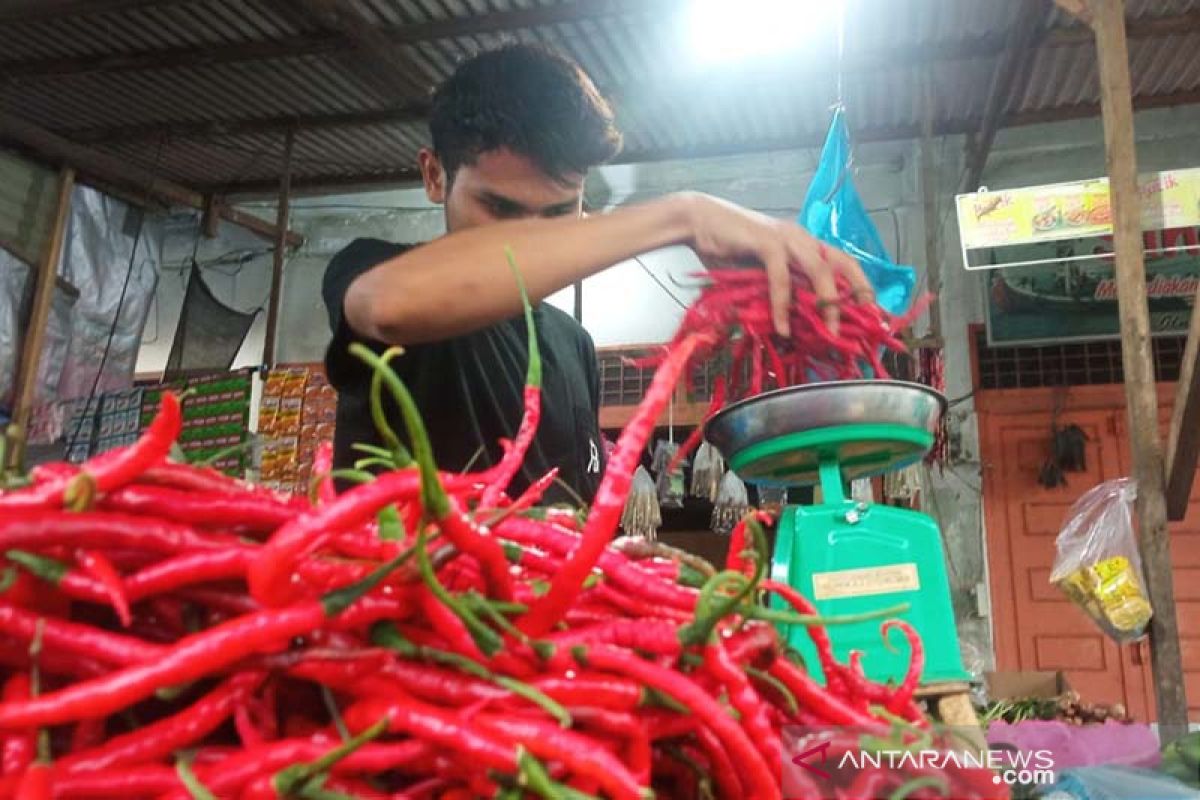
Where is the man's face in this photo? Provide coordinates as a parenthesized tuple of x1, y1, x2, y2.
(419, 147, 584, 232)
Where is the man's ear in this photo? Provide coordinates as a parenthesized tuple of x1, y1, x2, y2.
(419, 149, 446, 204)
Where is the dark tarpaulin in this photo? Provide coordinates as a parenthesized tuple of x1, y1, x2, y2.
(165, 265, 257, 378)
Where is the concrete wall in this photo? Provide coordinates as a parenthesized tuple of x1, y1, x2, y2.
(134, 103, 1200, 676)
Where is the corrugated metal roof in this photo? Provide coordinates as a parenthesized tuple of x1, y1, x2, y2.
(1, 0, 1199, 196)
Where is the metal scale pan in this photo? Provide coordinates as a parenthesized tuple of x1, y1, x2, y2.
(703, 380, 946, 487)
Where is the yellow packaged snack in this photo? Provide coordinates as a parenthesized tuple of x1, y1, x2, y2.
(1049, 478, 1152, 643)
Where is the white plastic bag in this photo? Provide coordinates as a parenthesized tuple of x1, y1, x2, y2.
(1049, 478, 1152, 643)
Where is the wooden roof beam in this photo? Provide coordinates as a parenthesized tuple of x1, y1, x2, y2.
(0, 0, 190, 24)
(0, 0, 676, 80)
(961, 0, 1050, 193)
(209, 85, 1200, 197)
(70, 105, 430, 146)
(279, 0, 428, 101)
(0, 111, 303, 247)
(4, 3, 1198, 83)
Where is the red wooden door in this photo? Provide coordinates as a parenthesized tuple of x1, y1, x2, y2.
(981, 408, 1153, 719)
(1113, 412, 1200, 720)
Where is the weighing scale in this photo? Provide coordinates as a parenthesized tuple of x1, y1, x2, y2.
(704, 380, 969, 686)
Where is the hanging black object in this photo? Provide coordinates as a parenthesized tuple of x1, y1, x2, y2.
(164, 265, 256, 379)
(1039, 423, 1088, 489)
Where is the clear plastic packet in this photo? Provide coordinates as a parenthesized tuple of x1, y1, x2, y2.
(689, 441, 725, 502)
(1049, 478, 1152, 643)
(620, 465, 661, 541)
(710, 471, 749, 535)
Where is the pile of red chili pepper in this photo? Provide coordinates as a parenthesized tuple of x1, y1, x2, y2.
(0, 260, 999, 799)
(639, 266, 930, 473)
(668, 267, 928, 394)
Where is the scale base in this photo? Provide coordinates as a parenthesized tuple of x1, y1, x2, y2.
(772, 502, 971, 687)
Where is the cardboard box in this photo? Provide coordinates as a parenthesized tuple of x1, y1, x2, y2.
(985, 671, 1070, 701)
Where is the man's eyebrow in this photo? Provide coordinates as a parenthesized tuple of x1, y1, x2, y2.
(478, 191, 529, 214)
(543, 199, 580, 214)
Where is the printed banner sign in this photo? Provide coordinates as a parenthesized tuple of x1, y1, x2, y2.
(957, 167, 1200, 253)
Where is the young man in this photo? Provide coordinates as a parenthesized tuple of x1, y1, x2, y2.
(323, 44, 870, 503)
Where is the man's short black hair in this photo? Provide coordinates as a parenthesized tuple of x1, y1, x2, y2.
(429, 43, 622, 183)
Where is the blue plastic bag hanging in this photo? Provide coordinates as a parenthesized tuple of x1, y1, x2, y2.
(800, 107, 916, 316)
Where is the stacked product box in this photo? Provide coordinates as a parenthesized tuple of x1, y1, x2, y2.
(63, 395, 102, 462)
(258, 366, 337, 494)
(258, 368, 308, 493)
(299, 370, 337, 488)
(96, 389, 145, 454)
(140, 371, 253, 477)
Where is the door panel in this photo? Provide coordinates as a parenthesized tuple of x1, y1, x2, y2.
(982, 409, 1153, 720)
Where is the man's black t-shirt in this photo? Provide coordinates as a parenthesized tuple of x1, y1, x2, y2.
(321, 238, 606, 504)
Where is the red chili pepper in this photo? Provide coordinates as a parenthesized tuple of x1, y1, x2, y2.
(763, 579, 846, 696)
(499, 518, 699, 612)
(0, 602, 164, 667)
(883, 619, 924, 715)
(342, 695, 518, 775)
(357, 346, 516, 605)
(726, 511, 775, 576)
(476, 714, 646, 800)
(31, 764, 179, 797)
(546, 618, 682, 658)
(248, 466, 495, 607)
(124, 549, 253, 601)
(139, 463, 300, 506)
(60, 671, 264, 773)
(74, 550, 131, 627)
(0, 393, 180, 511)
(573, 643, 779, 800)
(695, 723, 744, 799)
(0, 559, 401, 730)
(0, 675, 32, 776)
(766, 656, 887, 730)
(0, 636, 108, 680)
(69, 716, 106, 754)
(517, 334, 711, 636)
(12, 760, 51, 800)
(703, 633, 782, 774)
(101, 485, 295, 534)
(725, 621, 780, 668)
(310, 441, 336, 505)
(479, 256, 543, 509)
(0, 510, 238, 554)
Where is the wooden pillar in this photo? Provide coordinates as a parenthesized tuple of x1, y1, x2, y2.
(919, 68, 942, 341)
(6, 168, 75, 471)
(1088, 0, 1188, 739)
(262, 129, 295, 369)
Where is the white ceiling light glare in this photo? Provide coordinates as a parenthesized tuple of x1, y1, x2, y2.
(686, 0, 844, 66)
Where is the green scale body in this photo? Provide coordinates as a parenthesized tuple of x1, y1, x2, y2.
(730, 421, 969, 686)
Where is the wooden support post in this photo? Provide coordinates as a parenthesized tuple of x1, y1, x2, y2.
(1080, 0, 1189, 739)
(6, 168, 75, 471)
(1166, 296, 1200, 520)
(919, 68, 942, 341)
(201, 194, 221, 239)
(262, 130, 294, 369)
